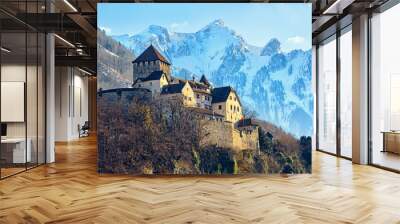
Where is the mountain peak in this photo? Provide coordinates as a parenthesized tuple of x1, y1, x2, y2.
(261, 38, 281, 56)
(211, 19, 225, 26)
(201, 19, 227, 31)
(146, 25, 169, 35)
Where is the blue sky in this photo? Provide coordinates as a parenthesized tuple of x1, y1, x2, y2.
(98, 3, 311, 51)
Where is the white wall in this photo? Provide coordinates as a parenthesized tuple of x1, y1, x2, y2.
(1, 63, 47, 164)
(55, 67, 89, 141)
(1, 64, 26, 139)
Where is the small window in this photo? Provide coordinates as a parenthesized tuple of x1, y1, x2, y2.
(230, 105, 233, 111)
(230, 96, 232, 100)
(150, 82, 152, 86)
(197, 94, 200, 99)
(218, 105, 222, 110)
(138, 84, 141, 87)
(189, 97, 192, 101)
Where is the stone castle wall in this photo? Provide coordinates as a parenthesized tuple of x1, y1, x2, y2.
(98, 88, 259, 153)
(200, 120, 259, 152)
(133, 61, 171, 81)
(133, 61, 161, 80)
(233, 128, 259, 151)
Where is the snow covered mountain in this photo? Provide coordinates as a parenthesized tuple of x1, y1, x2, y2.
(110, 19, 313, 137)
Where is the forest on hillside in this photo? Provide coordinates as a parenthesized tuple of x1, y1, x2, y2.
(97, 29, 134, 89)
(97, 91, 311, 175)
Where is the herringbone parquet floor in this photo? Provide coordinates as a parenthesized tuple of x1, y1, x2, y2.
(1, 135, 400, 224)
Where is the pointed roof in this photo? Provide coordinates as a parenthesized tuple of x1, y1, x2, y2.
(199, 75, 211, 86)
(211, 86, 241, 105)
(211, 86, 232, 104)
(160, 83, 186, 95)
(132, 45, 170, 65)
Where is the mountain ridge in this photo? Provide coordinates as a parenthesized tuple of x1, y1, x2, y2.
(102, 20, 313, 137)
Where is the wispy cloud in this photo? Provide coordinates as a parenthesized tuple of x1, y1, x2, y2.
(99, 26, 112, 35)
(169, 21, 189, 32)
(287, 36, 305, 44)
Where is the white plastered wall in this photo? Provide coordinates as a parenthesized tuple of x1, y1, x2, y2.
(55, 67, 89, 141)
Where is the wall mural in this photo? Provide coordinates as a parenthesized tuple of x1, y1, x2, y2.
(97, 3, 313, 174)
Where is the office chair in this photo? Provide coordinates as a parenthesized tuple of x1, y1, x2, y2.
(79, 121, 90, 138)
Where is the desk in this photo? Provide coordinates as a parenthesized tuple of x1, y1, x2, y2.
(382, 131, 400, 154)
(1, 138, 31, 163)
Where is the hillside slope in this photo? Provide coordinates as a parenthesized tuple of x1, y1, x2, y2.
(97, 29, 134, 89)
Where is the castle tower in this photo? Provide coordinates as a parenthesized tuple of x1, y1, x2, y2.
(132, 45, 171, 82)
(200, 74, 211, 87)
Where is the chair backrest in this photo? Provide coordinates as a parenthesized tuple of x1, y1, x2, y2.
(82, 121, 90, 129)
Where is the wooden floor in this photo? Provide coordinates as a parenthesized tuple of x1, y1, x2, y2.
(372, 150, 400, 171)
(1, 136, 400, 224)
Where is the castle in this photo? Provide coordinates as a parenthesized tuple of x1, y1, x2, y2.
(131, 45, 259, 152)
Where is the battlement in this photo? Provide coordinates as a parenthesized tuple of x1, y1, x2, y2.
(200, 120, 259, 152)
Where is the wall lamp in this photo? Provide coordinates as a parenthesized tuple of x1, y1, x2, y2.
(323, 0, 355, 15)
(78, 67, 94, 76)
(63, 0, 78, 12)
(1, 47, 11, 53)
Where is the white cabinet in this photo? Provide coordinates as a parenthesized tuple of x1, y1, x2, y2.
(1, 138, 31, 163)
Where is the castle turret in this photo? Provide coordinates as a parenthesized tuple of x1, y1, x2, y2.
(200, 74, 211, 87)
(132, 45, 171, 82)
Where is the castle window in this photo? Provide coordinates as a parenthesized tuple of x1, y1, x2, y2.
(150, 82, 152, 86)
(230, 105, 233, 111)
(138, 84, 141, 87)
(189, 97, 192, 101)
(197, 94, 199, 99)
(218, 105, 222, 110)
(230, 96, 232, 100)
